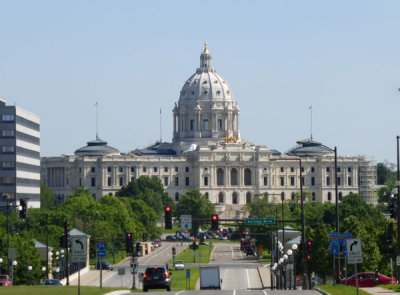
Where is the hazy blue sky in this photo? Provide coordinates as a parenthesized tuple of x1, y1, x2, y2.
(1, 1, 400, 164)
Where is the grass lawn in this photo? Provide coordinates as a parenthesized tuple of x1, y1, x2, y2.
(318, 284, 371, 295)
(89, 250, 128, 266)
(170, 267, 199, 290)
(381, 284, 400, 292)
(168, 244, 213, 264)
(0, 286, 128, 295)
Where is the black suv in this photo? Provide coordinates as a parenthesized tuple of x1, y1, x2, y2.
(142, 266, 171, 292)
(96, 261, 113, 270)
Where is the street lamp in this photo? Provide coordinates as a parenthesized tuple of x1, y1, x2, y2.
(287, 249, 293, 289)
(11, 260, 17, 285)
(283, 254, 289, 289)
(292, 244, 298, 290)
(0, 257, 3, 273)
(28, 266, 32, 285)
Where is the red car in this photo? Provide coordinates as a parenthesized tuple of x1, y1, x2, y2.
(344, 272, 397, 287)
(0, 274, 12, 286)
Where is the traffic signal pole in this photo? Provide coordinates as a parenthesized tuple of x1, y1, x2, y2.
(396, 136, 400, 282)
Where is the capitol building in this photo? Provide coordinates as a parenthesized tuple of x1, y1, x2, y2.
(41, 45, 376, 218)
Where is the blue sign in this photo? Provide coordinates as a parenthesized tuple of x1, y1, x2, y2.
(97, 250, 106, 258)
(343, 248, 347, 256)
(330, 232, 341, 238)
(330, 247, 339, 255)
(342, 232, 353, 239)
(329, 239, 340, 246)
(338, 239, 346, 246)
(186, 269, 191, 279)
(97, 242, 107, 251)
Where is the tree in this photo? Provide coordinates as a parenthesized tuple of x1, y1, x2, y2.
(40, 182, 56, 210)
(377, 163, 396, 185)
(176, 189, 215, 232)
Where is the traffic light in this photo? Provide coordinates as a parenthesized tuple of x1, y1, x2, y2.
(165, 205, 172, 229)
(222, 229, 226, 236)
(19, 199, 27, 219)
(59, 234, 67, 248)
(242, 231, 246, 238)
(211, 214, 219, 231)
(307, 240, 312, 260)
(64, 221, 70, 248)
(126, 232, 133, 253)
(136, 242, 141, 255)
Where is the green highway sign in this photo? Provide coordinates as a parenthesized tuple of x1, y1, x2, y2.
(245, 218, 275, 225)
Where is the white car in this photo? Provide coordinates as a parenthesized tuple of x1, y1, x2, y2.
(174, 260, 185, 270)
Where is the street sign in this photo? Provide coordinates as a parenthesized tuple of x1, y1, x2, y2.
(245, 218, 275, 225)
(118, 268, 125, 275)
(186, 269, 191, 279)
(181, 215, 192, 230)
(342, 232, 353, 239)
(397, 256, 400, 266)
(97, 250, 106, 258)
(329, 239, 340, 246)
(71, 236, 87, 263)
(97, 241, 107, 251)
(330, 232, 340, 238)
(346, 238, 363, 264)
(330, 247, 339, 255)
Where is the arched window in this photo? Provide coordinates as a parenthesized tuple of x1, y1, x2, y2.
(312, 192, 316, 201)
(205, 192, 209, 199)
(328, 192, 332, 201)
(175, 193, 179, 201)
(246, 192, 252, 203)
(339, 192, 343, 200)
(244, 168, 252, 185)
(109, 192, 113, 196)
(232, 192, 238, 204)
(218, 192, 224, 203)
(291, 193, 295, 200)
(217, 168, 224, 186)
(231, 168, 238, 185)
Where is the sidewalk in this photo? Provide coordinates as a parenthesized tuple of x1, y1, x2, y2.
(361, 287, 400, 294)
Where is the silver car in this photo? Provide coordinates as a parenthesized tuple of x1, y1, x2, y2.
(174, 260, 184, 270)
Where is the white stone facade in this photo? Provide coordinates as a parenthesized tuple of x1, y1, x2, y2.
(40, 45, 376, 216)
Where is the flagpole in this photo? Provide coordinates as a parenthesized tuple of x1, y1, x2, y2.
(160, 108, 162, 143)
(95, 102, 98, 140)
(310, 105, 313, 141)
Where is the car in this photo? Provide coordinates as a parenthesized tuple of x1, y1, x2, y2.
(154, 239, 162, 247)
(166, 235, 177, 241)
(246, 248, 255, 256)
(0, 274, 12, 286)
(142, 266, 171, 292)
(43, 279, 62, 286)
(152, 241, 159, 248)
(344, 272, 397, 287)
(96, 261, 113, 270)
(174, 260, 184, 270)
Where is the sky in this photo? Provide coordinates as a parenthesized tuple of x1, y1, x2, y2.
(1, 1, 400, 164)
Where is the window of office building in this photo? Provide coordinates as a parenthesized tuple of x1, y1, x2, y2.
(1, 161, 15, 169)
(164, 177, 168, 186)
(91, 177, 96, 187)
(311, 167, 315, 173)
(246, 192, 252, 203)
(326, 167, 330, 172)
(280, 167, 284, 173)
(175, 167, 178, 172)
(339, 192, 343, 200)
(218, 119, 222, 130)
(301, 167, 305, 173)
(218, 192, 224, 203)
(205, 192, 209, 199)
(290, 177, 295, 186)
(131, 167, 135, 173)
(153, 167, 158, 173)
(291, 193, 295, 200)
(348, 167, 352, 173)
(185, 177, 189, 186)
(143, 167, 147, 172)
(2, 146, 14, 153)
(312, 192, 316, 201)
(2, 177, 15, 185)
(190, 119, 195, 130)
(337, 177, 341, 186)
(185, 167, 189, 173)
(204, 176, 208, 186)
(327, 177, 330, 186)
(311, 177, 315, 186)
(337, 167, 341, 172)
(328, 192, 332, 201)
(263, 176, 268, 186)
(302, 177, 305, 185)
(119, 167, 123, 173)
(175, 193, 179, 201)
(164, 167, 168, 172)
(290, 167, 294, 172)
(131, 176, 135, 182)
(107, 167, 112, 172)
(119, 177, 124, 186)
(1, 114, 14, 121)
(1, 130, 14, 137)
(107, 177, 112, 186)
(91, 167, 95, 173)
(175, 177, 179, 186)
(348, 177, 352, 186)
(280, 177, 284, 186)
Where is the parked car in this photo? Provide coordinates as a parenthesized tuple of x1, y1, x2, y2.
(154, 239, 162, 247)
(0, 274, 12, 286)
(43, 279, 62, 286)
(166, 235, 177, 241)
(344, 272, 397, 287)
(152, 241, 159, 248)
(96, 261, 113, 270)
(142, 266, 171, 292)
(174, 260, 185, 270)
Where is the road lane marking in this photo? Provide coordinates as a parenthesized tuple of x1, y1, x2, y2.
(233, 289, 236, 295)
(246, 268, 250, 289)
(175, 291, 185, 295)
(262, 290, 268, 295)
(231, 246, 234, 259)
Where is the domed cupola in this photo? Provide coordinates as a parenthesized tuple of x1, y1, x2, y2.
(74, 137, 120, 157)
(173, 44, 240, 144)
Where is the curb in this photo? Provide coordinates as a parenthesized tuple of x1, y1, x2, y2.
(314, 288, 330, 295)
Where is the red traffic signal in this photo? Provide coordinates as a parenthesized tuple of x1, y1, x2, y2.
(165, 205, 171, 212)
(211, 214, 219, 230)
(193, 237, 196, 242)
(307, 254, 311, 260)
(165, 205, 172, 229)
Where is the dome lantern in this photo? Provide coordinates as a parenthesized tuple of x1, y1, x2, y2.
(200, 42, 212, 68)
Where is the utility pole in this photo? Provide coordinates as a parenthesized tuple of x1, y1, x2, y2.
(396, 136, 400, 282)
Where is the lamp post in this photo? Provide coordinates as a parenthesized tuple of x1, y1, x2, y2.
(28, 266, 32, 285)
(11, 260, 17, 285)
(283, 254, 288, 289)
(0, 258, 3, 273)
(41, 266, 46, 283)
(299, 158, 309, 289)
(287, 249, 293, 289)
(292, 244, 298, 290)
